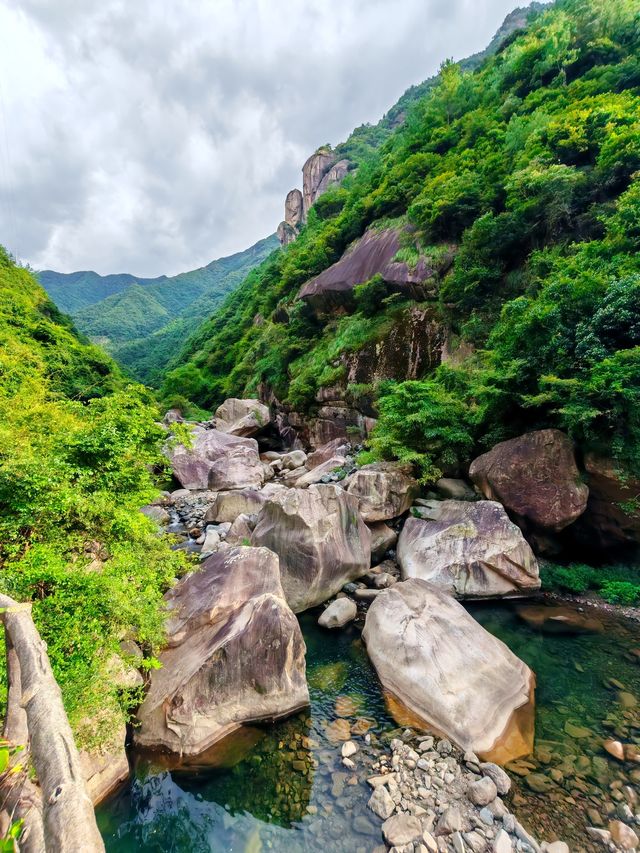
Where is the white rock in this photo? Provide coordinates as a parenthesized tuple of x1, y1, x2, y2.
(493, 829, 513, 853)
(318, 598, 357, 629)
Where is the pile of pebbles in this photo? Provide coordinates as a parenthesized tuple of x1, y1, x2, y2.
(366, 731, 568, 853)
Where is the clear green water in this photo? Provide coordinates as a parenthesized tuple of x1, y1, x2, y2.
(97, 603, 640, 852)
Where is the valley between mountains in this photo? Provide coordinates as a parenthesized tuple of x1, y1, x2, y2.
(1, 1, 639, 851)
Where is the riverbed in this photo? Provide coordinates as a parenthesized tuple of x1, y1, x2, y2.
(97, 601, 640, 852)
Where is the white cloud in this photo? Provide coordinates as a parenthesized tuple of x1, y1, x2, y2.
(0, 0, 531, 276)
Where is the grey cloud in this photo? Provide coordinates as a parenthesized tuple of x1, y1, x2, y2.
(1, 0, 531, 277)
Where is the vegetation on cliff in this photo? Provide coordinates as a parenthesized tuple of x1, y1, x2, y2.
(0, 247, 184, 748)
(163, 0, 640, 481)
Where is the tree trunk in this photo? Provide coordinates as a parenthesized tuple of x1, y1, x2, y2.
(0, 595, 104, 852)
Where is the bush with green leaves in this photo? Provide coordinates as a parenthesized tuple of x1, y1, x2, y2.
(0, 248, 186, 749)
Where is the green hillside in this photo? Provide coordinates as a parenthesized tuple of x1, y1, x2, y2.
(38, 234, 278, 384)
(0, 247, 184, 748)
(162, 0, 640, 480)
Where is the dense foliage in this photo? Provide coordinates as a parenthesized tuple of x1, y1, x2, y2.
(164, 0, 640, 481)
(39, 235, 277, 386)
(541, 561, 640, 604)
(0, 248, 185, 749)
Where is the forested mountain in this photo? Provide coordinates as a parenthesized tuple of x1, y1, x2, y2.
(162, 0, 640, 483)
(38, 234, 278, 384)
(0, 246, 184, 748)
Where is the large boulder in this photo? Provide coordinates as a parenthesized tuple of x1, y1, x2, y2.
(204, 489, 266, 524)
(214, 398, 271, 438)
(469, 430, 588, 532)
(575, 453, 640, 555)
(363, 579, 535, 762)
(169, 428, 264, 491)
(135, 547, 308, 756)
(251, 484, 371, 612)
(346, 462, 419, 523)
(398, 500, 539, 598)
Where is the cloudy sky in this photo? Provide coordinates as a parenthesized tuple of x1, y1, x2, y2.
(0, 0, 529, 277)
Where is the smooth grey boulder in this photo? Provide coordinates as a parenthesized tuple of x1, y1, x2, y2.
(362, 579, 535, 763)
(398, 500, 539, 598)
(251, 484, 371, 612)
(169, 428, 263, 491)
(213, 398, 270, 438)
(135, 547, 308, 756)
(318, 597, 357, 629)
(346, 462, 418, 522)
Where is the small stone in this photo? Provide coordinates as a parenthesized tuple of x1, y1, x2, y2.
(617, 691, 637, 708)
(524, 773, 554, 793)
(368, 785, 395, 820)
(436, 806, 462, 836)
(452, 831, 466, 853)
(586, 827, 611, 845)
(603, 738, 625, 761)
(318, 598, 357, 629)
(468, 777, 498, 807)
(342, 757, 355, 769)
(342, 740, 357, 758)
(609, 820, 639, 850)
(479, 808, 494, 826)
(421, 831, 438, 853)
(480, 762, 511, 796)
(543, 843, 569, 853)
(464, 831, 488, 853)
(382, 813, 423, 847)
(493, 829, 513, 853)
(437, 739, 453, 755)
(564, 721, 592, 738)
(488, 798, 508, 819)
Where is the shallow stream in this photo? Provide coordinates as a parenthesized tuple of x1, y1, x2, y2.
(97, 602, 640, 852)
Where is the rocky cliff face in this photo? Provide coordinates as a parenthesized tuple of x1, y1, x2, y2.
(277, 148, 352, 245)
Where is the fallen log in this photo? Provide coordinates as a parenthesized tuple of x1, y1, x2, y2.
(0, 595, 104, 852)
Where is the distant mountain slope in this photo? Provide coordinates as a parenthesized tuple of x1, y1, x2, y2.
(38, 234, 278, 384)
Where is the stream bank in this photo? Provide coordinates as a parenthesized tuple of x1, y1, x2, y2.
(98, 601, 639, 852)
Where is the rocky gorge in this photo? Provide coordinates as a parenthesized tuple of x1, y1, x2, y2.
(94, 397, 640, 853)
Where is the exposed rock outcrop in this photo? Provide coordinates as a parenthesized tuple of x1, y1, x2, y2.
(135, 547, 308, 756)
(302, 147, 339, 217)
(398, 500, 540, 598)
(469, 430, 588, 532)
(169, 428, 264, 491)
(285, 188, 304, 229)
(214, 398, 271, 437)
(346, 462, 418, 522)
(80, 727, 129, 805)
(343, 306, 446, 386)
(573, 453, 640, 555)
(363, 579, 536, 763)
(250, 484, 371, 612)
(277, 189, 304, 246)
